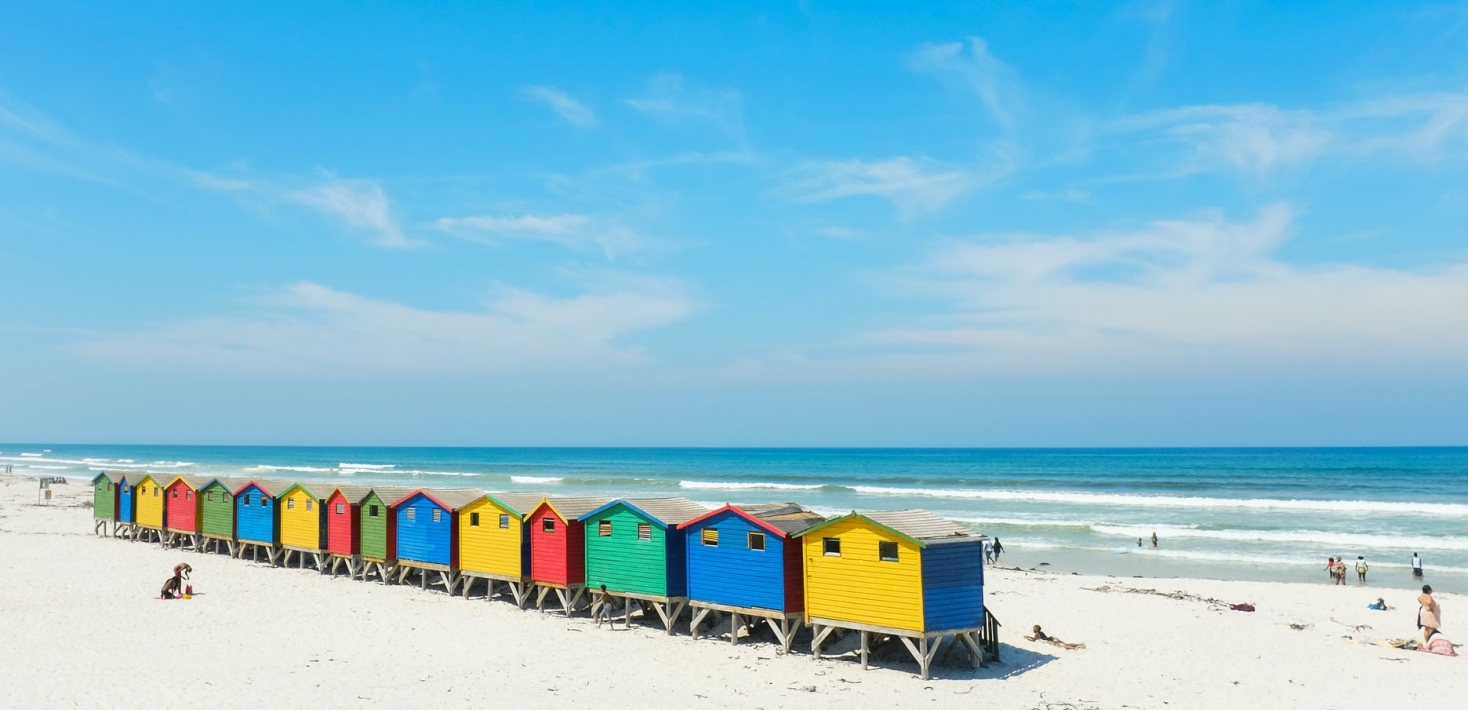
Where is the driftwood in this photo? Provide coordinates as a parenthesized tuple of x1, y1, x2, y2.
(1082, 584, 1240, 611)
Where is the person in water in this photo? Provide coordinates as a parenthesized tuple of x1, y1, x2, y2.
(1411, 552, 1424, 579)
(1355, 556, 1369, 584)
(1325, 557, 1336, 580)
(991, 538, 1004, 561)
(1418, 585, 1441, 646)
(1151, 532, 1158, 548)
(1025, 625, 1086, 650)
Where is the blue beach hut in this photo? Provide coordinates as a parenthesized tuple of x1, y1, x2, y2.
(234, 480, 288, 565)
(392, 489, 484, 593)
(117, 474, 135, 534)
(683, 503, 824, 652)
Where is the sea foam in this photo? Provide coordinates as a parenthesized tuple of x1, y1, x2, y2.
(851, 486, 1468, 517)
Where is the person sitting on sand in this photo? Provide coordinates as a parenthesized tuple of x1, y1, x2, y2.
(1369, 598, 1388, 611)
(159, 563, 192, 600)
(1422, 629, 1459, 657)
(1419, 585, 1441, 645)
(594, 585, 614, 628)
(1025, 625, 1086, 650)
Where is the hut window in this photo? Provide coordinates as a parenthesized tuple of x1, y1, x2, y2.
(598, 520, 611, 537)
(879, 542, 900, 562)
(747, 532, 765, 551)
(107, 483, 114, 492)
(701, 528, 719, 547)
(823, 538, 841, 557)
(432, 509, 442, 523)
(369, 505, 379, 517)
(207, 492, 214, 502)
(261, 498, 269, 508)
(335, 503, 345, 515)
(224, 493, 231, 502)
(287, 499, 295, 510)
(123, 485, 130, 493)
(542, 518, 556, 533)
(637, 523, 651, 541)
(498, 514, 509, 529)
(153, 487, 159, 497)
(243, 494, 252, 506)
(186, 491, 193, 501)
(407, 508, 416, 521)
(306, 500, 313, 512)
(470, 512, 480, 527)
(171, 488, 178, 499)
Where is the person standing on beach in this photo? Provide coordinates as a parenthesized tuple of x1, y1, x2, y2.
(1355, 556, 1369, 585)
(1412, 552, 1424, 579)
(1151, 532, 1158, 548)
(992, 538, 1005, 562)
(594, 585, 614, 628)
(983, 538, 994, 565)
(1419, 585, 1441, 645)
(1326, 557, 1336, 580)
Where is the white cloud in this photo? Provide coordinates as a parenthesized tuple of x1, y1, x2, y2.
(286, 178, 414, 248)
(1111, 104, 1331, 177)
(431, 213, 646, 258)
(73, 281, 694, 374)
(909, 37, 1014, 127)
(626, 73, 743, 137)
(784, 157, 995, 216)
(521, 86, 597, 127)
(874, 204, 1468, 374)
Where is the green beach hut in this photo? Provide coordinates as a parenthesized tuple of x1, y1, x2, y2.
(90, 472, 120, 536)
(198, 477, 247, 556)
(580, 497, 707, 634)
(358, 486, 414, 582)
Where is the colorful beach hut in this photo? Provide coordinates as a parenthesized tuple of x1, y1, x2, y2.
(323, 485, 371, 577)
(234, 479, 289, 565)
(457, 491, 546, 607)
(198, 477, 246, 556)
(580, 497, 707, 634)
(392, 488, 484, 593)
(526, 496, 612, 614)
(116, 473, 136, 538)
(278, 482, 332, 570)
(90, 472, 119, 536)
(162, 475, 208, 549)
(132, 473, 168, 544)
(357, 486, 414, 582)
(794, 510, 991, 679)
(683, 503, 825, 651)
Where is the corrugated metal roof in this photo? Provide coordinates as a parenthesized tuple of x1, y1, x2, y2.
(749, 503, 826, 535)
(864, 509, 972, 541)
(366, 486, 418, 506)
(544, 496, 613, 520)
(330, 485, 375, 505)
(282, 481, 335, 499)
(93, 471, 121, 483)
(171, 474, 211, 491)
(488, 492, 549, 516)
(202, 476, 249, 492)
(625, 497, 708, 526)
(244, 479, 294, 497)
(417, 488, 487, 511)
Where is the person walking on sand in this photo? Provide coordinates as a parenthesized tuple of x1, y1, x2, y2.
(992, 538, 1005, 562)
(594, 585, 615, 628)
(1411, 552, 1424, 579)
(983, 538, 994, 565)
(1419, 585, 1441, 645)
(1355, 556, 1369, 585)
(1326, 557, 1336, 580)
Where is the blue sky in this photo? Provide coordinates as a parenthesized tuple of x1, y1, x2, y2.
(3, 1, 1468, 446)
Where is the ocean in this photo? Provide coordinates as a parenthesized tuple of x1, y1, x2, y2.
(5, 445, 1465, 593)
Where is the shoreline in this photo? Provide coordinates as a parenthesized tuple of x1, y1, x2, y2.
(3, 474, 1463, 709)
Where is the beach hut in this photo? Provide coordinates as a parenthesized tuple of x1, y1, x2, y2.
(794, 510, 991, 679)
(198, 477, 246, 556)
(323, 485, 372, 577)
(162, 475, 208, 550)
(116, 473, 136, 539)
(457, 491, 547, 607)
(526, 496, 612, 614)
(392, 488, 484, 593)
(234, 479, 289, 565)
(683, 503, 825, 652)
(277, 482, 332, 570)
(132, 474, 168, 544)
(356, 486, 414, 582)
(580, 497, 707, 634)
(90, 472, 119, 536)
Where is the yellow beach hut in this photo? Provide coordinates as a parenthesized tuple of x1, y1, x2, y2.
(794, 509, 992, 679)
(457, 492, 546, 607)
(278, 482, 332, 571)
(132, 473, 169, 544)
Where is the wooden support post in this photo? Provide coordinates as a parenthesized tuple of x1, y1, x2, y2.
(510, 581, 529, 608)
(860, 631, 870, 669)
(689, 607, 711, 640)
(536, 586, 551, 612)
(812, 624, 834, 659)
(731, 613, 742, 646)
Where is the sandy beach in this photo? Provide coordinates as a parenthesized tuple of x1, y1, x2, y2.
(1, 474, 1462, 710)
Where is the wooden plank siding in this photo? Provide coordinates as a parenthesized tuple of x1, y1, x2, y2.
(528, 503, 576, 586)
(278, 485, 328, 550)
(801, 518, 925, 633)
(358, 492, 395, 561)
(458, 497, 529, 579)
(394, 493, 456, 568)
(583, 506, 677, 597)
(920, 539, 985, 632)
(91, 475, 116, 521)
(164, 478, 202, 533)
(685, 510, 787, 612)
(234, 483, 279, 545)
(134, 475, 166, 529)
(326, 491, 359, 556)
(199, 481, 236, 539)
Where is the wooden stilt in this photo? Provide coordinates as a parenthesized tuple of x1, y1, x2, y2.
(861, 631, 870, 670)
(690, 607, 712, 640)
(812, 624, 834, 659)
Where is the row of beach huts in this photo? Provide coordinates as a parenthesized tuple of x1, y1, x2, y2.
(89, 471, 997, 679)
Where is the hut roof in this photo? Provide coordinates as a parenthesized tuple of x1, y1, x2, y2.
(329, 485, 375, 505)
(167, 474, 211, 491)
(91, 471, 121, 484)
(682, 503, 825, 538)
(540, 496, 614, 521)
(280, 481, 335, 500)
(365, 486, 418, 506)
(582, 497, 708, 527)
(407, 488, 486, 511)
(201, 476, 249, 492)
(794, 509, 975, 548)
(484, 492, 550, 516)
(234, 479, 292, 497)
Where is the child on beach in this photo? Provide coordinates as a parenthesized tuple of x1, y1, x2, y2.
(594, 585, 614, 628)
(1025, 625, 1086, 650)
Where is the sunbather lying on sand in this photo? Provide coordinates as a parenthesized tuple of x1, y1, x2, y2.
(1025, 625, 1086, 650)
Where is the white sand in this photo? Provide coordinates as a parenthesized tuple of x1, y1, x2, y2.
(2, 474, 1462, 709)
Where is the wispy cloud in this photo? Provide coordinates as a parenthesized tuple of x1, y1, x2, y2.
(521, 86, 597, 127)
(626, 73, 743, 138)
(908, 37, 1015, 127)
(872, 204, 1468, 374)
(74, 281, 694, 374)
(287, 177, 413, 248)
(783, 156, 998, 216)
(431, 212, 646, 258)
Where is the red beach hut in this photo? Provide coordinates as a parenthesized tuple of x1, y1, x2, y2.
(526, 496, 611, 614)
(163, 475, 207, 550)
(325, 485, 372, 577)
